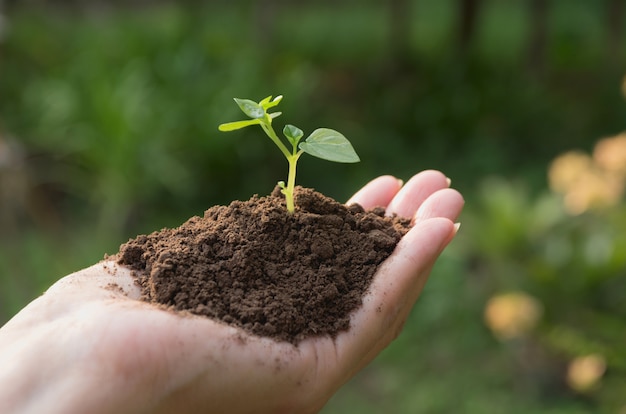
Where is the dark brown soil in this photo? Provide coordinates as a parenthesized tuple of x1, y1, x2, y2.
(116, 186, 410, 344)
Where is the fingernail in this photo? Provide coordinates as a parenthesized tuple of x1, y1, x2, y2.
(453, 222, 461, 234)
(446, 177, 452, 187)
(397, 178, 404, 188)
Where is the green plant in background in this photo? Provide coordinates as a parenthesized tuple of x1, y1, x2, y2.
(462, 160, 626, 410)
(219, 95, 360, 213)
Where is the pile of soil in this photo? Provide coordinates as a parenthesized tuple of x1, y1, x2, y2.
(116, 186, 411, 344)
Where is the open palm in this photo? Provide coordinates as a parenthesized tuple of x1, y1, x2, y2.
(0, 170, 463, 414)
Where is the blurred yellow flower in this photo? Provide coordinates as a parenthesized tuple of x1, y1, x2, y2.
(562, 168, 623, 215)
(549, 135, 626, 215)
(548, 151, 593, 194)
(566, 354, 606, 393)
(484, 292, 543, 341)
(593, 133, 626, 176)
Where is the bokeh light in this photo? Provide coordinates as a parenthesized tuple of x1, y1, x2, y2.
(549, 134, 626, 215)
(566, 354, 606, 393)
(484, 292, 543, 341)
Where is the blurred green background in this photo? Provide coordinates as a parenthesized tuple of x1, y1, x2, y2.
(1, 0, 625, 412)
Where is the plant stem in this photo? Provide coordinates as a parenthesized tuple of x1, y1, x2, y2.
(284, 159, 296, 213)
(260, 120, 302, 213)
(260, 122, 291, 160)
(284, 147, 303, 213)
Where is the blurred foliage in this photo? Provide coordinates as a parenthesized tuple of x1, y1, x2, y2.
(1, 0, 626, 412)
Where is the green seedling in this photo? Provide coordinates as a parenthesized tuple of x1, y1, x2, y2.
(218, 95, 360, 213)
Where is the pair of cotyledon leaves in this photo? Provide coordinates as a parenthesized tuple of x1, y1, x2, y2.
(218, 95, 360, 164)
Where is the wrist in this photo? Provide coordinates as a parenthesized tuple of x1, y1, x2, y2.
(0, 291, 155, 414)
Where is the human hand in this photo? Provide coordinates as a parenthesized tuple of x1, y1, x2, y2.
(0, 170, 463, 414)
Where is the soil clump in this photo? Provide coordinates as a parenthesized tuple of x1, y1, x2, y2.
(116, 186, 410, 344)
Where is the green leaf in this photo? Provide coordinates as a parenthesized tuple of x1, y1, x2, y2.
(218, 119, 261, 131)
(299, 128, 360, 163)
(259, 95, 273, 106)
(234, 98, 264, 119)
(263, 95, 283, 109)
(283, 124, 304, 146)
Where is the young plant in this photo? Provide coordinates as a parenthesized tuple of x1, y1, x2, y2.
(218, 95, 360, 213)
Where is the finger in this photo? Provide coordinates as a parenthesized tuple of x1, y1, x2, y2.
(414, 188, 464, 223)
(385, 170, 450, 218)
(345, 175, 403, 210)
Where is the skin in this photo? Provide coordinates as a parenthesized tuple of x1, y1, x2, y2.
(0, 170, 464, 414)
